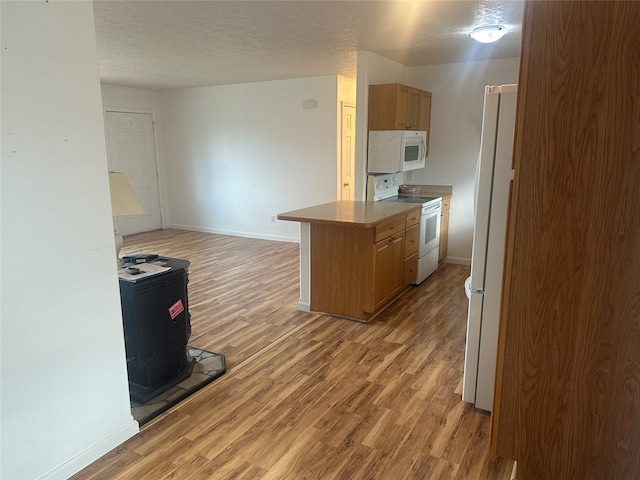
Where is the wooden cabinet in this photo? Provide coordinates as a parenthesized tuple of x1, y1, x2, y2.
(305, 208, 419, 322)
(372, 214, 407, 311)
(404, 224, 420, 258)
(368, 83, 432, 135)
(491, 2, 640, 479)
(403, 253, 418, 287)
(372, 231, 405, 311)
(438, 195, 451, 262)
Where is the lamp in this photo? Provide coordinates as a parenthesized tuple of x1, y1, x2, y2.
(469, 25, 507, 44)
(108, 171, 145, 262)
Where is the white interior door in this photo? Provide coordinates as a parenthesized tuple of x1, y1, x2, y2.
(105, 111, 162, 235)
(341, 104, 356, 200)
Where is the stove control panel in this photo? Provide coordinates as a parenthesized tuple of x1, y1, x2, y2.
(367, 173, 399, 201)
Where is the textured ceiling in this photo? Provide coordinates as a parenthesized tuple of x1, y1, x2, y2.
(93, 0, 524, 90)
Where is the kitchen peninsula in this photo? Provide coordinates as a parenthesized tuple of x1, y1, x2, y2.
(278, 200, 421, 322)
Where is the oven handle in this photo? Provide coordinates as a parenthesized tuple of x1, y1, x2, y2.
(421, 202, 442, 215)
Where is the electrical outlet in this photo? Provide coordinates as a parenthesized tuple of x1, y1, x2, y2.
(406, 172, 414, 182)
(271, 215, 276, 223)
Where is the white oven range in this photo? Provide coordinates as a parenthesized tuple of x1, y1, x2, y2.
(367, 173, 442, 284)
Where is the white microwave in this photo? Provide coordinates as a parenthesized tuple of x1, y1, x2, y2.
(367, 130, 427, 173)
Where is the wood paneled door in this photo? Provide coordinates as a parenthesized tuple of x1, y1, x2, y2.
(341, 103, 355, 200)
(491, 1, 640, 479)
(105, 111, 162, 235)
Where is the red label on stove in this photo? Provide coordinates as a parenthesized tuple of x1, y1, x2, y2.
(168, 300, 184, 320)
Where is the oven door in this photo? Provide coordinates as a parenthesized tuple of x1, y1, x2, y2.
(419, 203, 441, 257)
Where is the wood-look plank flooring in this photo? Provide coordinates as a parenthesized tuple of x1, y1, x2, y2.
(72, 229, 513, 480)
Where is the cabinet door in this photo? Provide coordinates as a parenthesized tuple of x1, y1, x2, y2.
(403, 253, 418, 287)
(388, 234, 405, 298)
(438, 210, 449, 262)
(372, 232, 405, 311)
(368, 84, 396, 131)
(418, 91, 432, 154)
(373, 238, 392, 310)
(438, 195, 451, 262)
(368, 84, 432, 132)
(406, 88, 422, 129)
(394, 85, 409, 129)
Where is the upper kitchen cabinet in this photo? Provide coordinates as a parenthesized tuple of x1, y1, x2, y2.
(492, 1, 640, 479)
(368, 83, 432, 134)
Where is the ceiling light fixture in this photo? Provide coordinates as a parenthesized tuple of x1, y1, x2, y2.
(469, 25, 507, 44)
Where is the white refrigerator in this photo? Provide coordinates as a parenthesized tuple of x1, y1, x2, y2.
(462, 84, 517, 412)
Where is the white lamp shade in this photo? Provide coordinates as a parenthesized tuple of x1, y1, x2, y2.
(108, 171, 145, 216)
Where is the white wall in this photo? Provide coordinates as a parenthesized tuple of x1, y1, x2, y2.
(1, 3, 138, 479)
(408, 58, 520, 263)
(101, 84, 162, 112)
(158, 76, 339, 242)
(354, 51, 410, 199)
(101, 58, 519, 264)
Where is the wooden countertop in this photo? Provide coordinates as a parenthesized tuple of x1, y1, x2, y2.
(278, 201, 420, 227)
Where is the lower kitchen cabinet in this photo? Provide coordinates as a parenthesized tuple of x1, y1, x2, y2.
(373, 231, 405, 311)
(278, 201, 421, 322)
(307, 209, 419, 322)
(403, 253, 418, 287)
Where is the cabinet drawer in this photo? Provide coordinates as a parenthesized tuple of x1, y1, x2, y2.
(406, 210, 420, 227)
(374, 216, 406, 243)
(405, 224, 420, 257)
(403, 253, 418, 286)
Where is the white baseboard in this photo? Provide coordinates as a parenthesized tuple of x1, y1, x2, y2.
(41, 419, 139, 480)
(169, 224, 299, 244)
(297, 300, 310, 312)
(442, 256, 471, 266)
(511, 461, 518, 480)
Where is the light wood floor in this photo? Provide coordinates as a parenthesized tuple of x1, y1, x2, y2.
(72, 229, 513, 480)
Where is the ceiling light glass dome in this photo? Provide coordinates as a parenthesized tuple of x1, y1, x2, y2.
(469, 25, 507, 44)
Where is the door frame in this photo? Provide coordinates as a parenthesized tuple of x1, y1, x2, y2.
(339, 102, 356, 200)
(103, 106, 166, 230)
